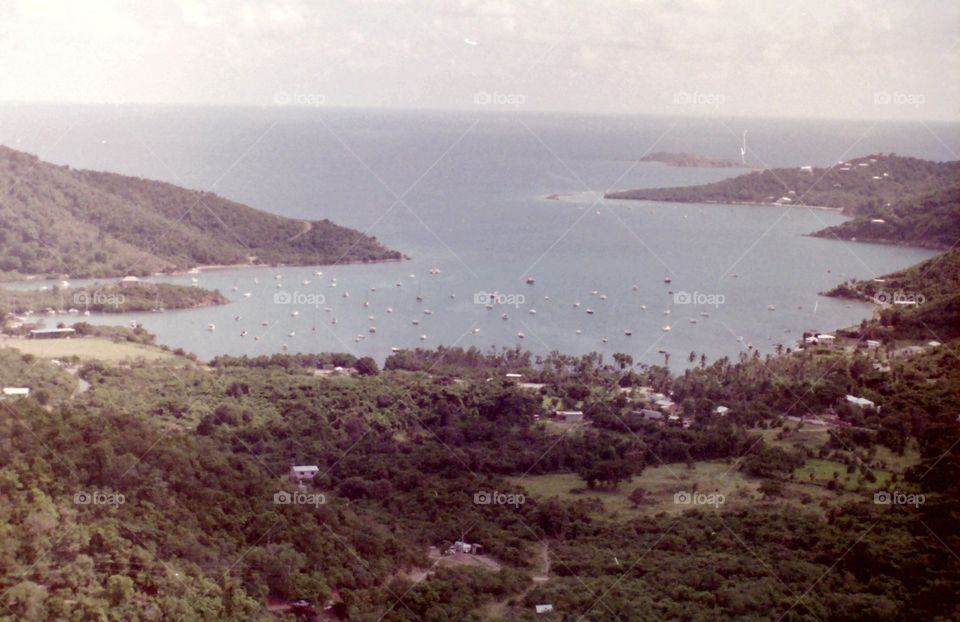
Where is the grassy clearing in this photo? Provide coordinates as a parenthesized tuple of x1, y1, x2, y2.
(2, 336, 178, 363)
(510, 461, 762, 520)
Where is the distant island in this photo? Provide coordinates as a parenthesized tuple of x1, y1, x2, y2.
(0, 145, 404, 280)
(639, 152, 748, 168)
(605, 154, 960, 249)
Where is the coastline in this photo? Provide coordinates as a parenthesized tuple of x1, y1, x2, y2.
(0, 255, 409, 285)
(584, 195, 846, 212)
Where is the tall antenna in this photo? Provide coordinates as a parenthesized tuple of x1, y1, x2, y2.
(740, 130, 748, 165)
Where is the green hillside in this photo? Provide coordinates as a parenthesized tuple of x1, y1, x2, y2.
(825, 249, 960, 340)
(606, 154, 960, 249)
(0, 146, 402, 279)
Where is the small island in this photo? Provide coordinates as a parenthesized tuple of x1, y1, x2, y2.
(639, 152, 748, 168)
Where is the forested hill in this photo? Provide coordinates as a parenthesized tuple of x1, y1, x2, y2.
(0, 146, 403, 279)
(811, 184, 960, 249)
(606, 154, 960, 249)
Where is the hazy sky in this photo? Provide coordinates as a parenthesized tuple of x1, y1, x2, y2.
(0, 0, 957, 120)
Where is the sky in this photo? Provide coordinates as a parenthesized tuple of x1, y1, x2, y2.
(0, 0, 958, 120)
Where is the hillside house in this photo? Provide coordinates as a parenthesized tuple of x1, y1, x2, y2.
(289, 465, 320, 482)
(845, 395, 875, 409)
(446, 541, 483, 555)
(655, 398, 678, 414)
(555, 410, 584, 423)
(634, 409, 663, 422)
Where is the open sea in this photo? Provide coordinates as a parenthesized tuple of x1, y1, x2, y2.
(1, 105, 954, 367)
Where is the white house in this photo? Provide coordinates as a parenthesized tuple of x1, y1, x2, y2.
(655, 398, 678, 414)
(845, 395, 875, 409)
(714, 405, 730, 416)
(555, 410, 584, 423)
(447, 541, 483, 555)
(289, 465, 320, 482)
(1, 387, 30, 397)
(535, 604, 554, 614)
(635, 409, 663, 421)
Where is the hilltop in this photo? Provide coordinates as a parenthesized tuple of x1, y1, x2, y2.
(0, 146, 403, 280)
(606, 154, 960, 249)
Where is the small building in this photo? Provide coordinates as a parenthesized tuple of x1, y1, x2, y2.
(504, 373, 524, 381)
(289, 465, 320, 482)
(518, 382, 546, 391)
(535, 604, 554, 614)
(864, 340, 881, 349)
(714, 405, 730, 416)
(816, 334, 836, 346)
(635, 409, 663, 421)
(555, 410, 584, 423)
(446, 541, 483, 555)
(119, 276, 141, 287)
(29, 327, 76, 339)
(845, 395, 875, 409)
(655, 398, 678, 414)
(1, 388, 30, 397)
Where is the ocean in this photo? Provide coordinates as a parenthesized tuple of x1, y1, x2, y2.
(0, 105, 951, 366)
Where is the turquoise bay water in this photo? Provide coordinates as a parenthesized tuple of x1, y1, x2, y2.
(0, 107, 948, 366)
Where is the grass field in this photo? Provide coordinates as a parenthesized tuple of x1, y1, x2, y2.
(2, 337, 178, 363)
(509, 461, 763, 519)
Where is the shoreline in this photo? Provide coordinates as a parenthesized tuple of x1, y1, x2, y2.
(599, 196, 846, 211)
(0, 256, 409, 285)
(544, 192, 845, 212)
